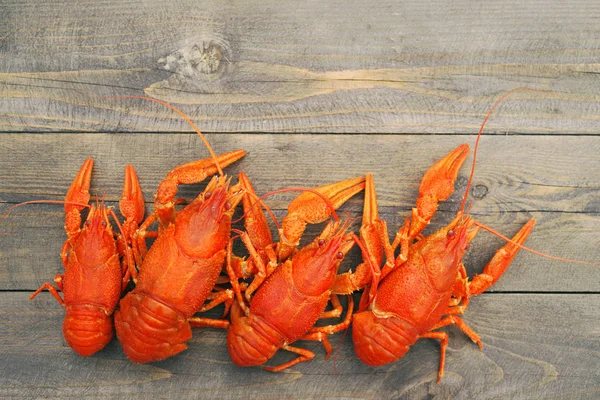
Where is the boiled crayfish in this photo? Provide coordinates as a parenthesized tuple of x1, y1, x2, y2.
(350, 144, 535, 382)
(30, 159, 144, 356)
(113, 143, 246, 363)
(226, 174, 386, 371)
(344, 88, 566, 381)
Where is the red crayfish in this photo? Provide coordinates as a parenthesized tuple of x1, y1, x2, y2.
(351, 144, 535, 382)
(347, 88, 576, 382)
(226, 174, 384, 371)
(111, 98, 248, 363)
(29, 159, 144, 356)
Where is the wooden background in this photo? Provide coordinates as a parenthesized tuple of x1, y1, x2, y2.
(1, 1, 599, 399)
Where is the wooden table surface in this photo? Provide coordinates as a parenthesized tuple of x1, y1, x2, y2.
(1, 1, 599, 399)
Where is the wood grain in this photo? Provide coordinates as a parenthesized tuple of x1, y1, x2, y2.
(2, 0, 600, 133)
(2, 1, 600, 397)
(1, 292, 598, 399)
(1, 134, 599, 292)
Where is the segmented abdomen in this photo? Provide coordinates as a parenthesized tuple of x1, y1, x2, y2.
(63, 304, 113, 357)
(114, 292, 192, 363)
(227, 308, 283, 367)
(352, 310, 419, 366)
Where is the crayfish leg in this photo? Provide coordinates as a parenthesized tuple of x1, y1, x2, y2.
(119, 165, 145, 231)
(239, 172, 273, 254)
(64, 158, 93, 237)
(225, 240, 250, 314)
(448, 262, 469, 307)
(300, 332, 333, 359)
(154, 150, 245, 227)
(238, 230, 277, 303)
(419, 331, 449, 383)
(30, 281, 65, 307)
(310, 295, 354, 335)
(423, 315, 482, 382)
(232, 172, 279, 294)
(198, 289, 234, 317)
(117, 165, 146, 290)
(262, 344, 315, 372)
(429, 315, 482, 350)
(188, 317, 229, 329)
(319, 294, 343, 319)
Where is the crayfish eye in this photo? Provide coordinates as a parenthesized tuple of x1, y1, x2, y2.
(447, 229, 456, 239)
(85, 220, 91, 227)
(224, 201, 232, 210)
(204, 191, 212, 199)
(318, 239, 325, 247)
(336, 252, 344, 259)
(101, 220, 107, 227)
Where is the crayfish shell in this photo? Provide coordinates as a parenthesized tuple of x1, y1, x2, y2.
(227, 305, 282, 367)
(352, 311, 418, 366)
(114, 293, 192, 363)
(63, 304, 113, 357)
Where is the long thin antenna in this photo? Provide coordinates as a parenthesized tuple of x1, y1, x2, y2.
(457, 87, 600, 267)
(474, 221, 600, 266)
(0, 200, 91, 234)
(234, 189, 282, 231)
(103, 95, 224, 176)
(459, 86, 557, 212)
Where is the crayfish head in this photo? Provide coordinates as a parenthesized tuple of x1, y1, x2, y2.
(175, 176, 244, 259)
(417, 213, 478, 292)
(291, 219, 355, 296)
(75, 203, 116, 268)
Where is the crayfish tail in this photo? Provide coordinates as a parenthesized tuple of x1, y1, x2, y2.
(114, 293, 192, 363)
(227, 302, 281, 367)
(352, 311, 417, 367)
(63, 304, 113, 357)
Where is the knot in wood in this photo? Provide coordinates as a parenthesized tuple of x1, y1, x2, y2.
(158, 41, 227, 79)
(190, 42, 223, 74)
(471, 184, 488, 199)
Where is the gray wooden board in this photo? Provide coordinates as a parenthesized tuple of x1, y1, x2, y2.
(1, 292, 598, 399)
(2, 0, 600, 133)
(1, 134, 599, 293)
(3, 0, 600, 395)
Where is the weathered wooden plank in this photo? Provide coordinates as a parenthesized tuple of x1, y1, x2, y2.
(1, 292, 598, 399)
(1, 134, 599, 210)
(4, 203, 598, 293)
(2, 0, 600, 133)
(1, 134, 599, 291)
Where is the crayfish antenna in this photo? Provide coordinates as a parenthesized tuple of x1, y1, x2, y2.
(332, 174, 385, 308)
(473, 221, 600, 267)
(457, 86, 600, 267)
(0, 200, 91, 235)
(459, 86, 557, 213)
(102, 95, 226, 177)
